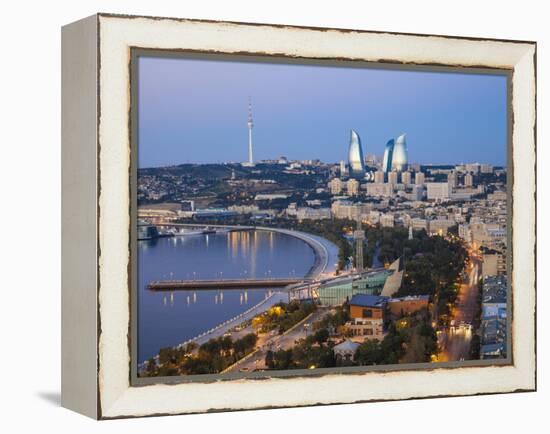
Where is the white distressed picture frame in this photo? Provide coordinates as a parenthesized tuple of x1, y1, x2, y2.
(61, 13, 536, 419)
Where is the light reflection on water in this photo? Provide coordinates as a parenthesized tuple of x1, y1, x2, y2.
(137, 230, 315, 363)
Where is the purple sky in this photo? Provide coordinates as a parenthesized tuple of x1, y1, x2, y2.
(138, 55, 508, 168)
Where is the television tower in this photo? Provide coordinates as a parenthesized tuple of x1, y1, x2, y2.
(354, 218, 365, 273)
(247, 98, 254, 165)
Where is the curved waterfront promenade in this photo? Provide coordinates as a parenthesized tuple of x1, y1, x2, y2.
(254, 226, 338, 278)
(141, 223, 339, 365)
(156, 222, 339, 278)
(170, 228, 337, 347)
(175, 292, 288, 349)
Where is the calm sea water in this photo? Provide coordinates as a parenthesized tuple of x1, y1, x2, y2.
(137, 230, 316, 362)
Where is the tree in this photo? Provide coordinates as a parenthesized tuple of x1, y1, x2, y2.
(265, 350, 275, 368)
(355, 340, 382, 365)
(313, 328, 329, 345)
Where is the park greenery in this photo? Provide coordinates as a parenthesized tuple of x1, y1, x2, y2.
(264, 305, 437, 370)
(360, 225, 467, 321)
(252, 300, 316, 334)
(141, 332, 258, 376)
(141, 301, 315, 377)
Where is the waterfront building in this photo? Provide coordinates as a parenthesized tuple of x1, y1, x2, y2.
(401, 171, 412, 185)
(138, 206, 178, 219)
(347, 178, 360, 196)
(317, 270, 395, 305)
(328, 177, 344, 195)
(192, 208, 239, 220)
(426, 182, 451, 201)
(380, 257, 404, 297)
(348, 129, 365, 177)
(138, 224, 159, 241)
(415, 171, 425, 186)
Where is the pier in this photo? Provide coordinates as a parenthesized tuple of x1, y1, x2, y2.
(147, 277, 307, 291)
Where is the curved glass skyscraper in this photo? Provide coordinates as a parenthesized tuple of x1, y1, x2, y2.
(382, 139, 395, 173)
(392, 133, 408, 172)
(348, 129, 365, 177)
(382, 134, 408, 172)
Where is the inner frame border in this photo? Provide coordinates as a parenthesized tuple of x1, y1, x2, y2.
(128, 48, 514, 387)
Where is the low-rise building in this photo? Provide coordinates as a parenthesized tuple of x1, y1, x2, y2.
(366, 182, 394, 197)
(480, 275, 507, 359)
(387, 295, 430, 317)
(296, 207, 332, 221)
(401, 171, 412, 185)
(328, 177, 344, 195)
(428, 218, 455, 236)
(346, 294, 389, 341)
(347, 178, 360, 196)
(316, 270, 394, 305)
(331, 201, 372, 220)
(482, 249, 507, 277)
(411, 218, 428, 232)
(426, 182, 450, 201)
(379, 213, 394, 228)
(332, 340, 360, 360)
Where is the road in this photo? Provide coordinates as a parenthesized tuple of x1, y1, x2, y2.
(438, 253, 481, 362)
(176, 292, 288, 349)
(223, 307, 332, 373)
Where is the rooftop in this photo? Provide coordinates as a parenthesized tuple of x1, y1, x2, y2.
(388, 295, 430, 303)
(349, 294, 389, 308)
(333, 340, 360, 352)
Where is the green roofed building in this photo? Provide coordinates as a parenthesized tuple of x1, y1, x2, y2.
(317, 269, 395, 305)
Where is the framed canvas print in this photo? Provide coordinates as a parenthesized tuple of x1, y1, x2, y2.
(61, 13, 536, 419)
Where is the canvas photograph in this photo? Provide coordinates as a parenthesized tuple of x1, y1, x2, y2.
(133, 53, 510, 380)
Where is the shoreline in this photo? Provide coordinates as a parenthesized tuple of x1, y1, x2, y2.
(139, 226, 339, 368)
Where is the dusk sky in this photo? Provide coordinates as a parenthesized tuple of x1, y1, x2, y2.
(138, 55, 508, 168)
